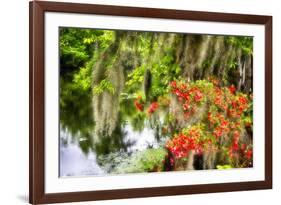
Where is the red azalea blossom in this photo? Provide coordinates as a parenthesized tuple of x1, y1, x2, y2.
(233, 130, 240, 140)
(231, 101, 238, 108)
(165, 79, 253, 167)
(169, 81, 206, 121)
(231, 142, 239, 151)
(170, 81, 177, 88)
(183, 112, 191, 119)
(194, 90, 203, 102)
(134, 100, 143, 111)
(177, 96, 183, 102)
(245, 149, 253, 160)
(221, 120, 229, 128)
(183, 102, 190, 110)
(229, 84, 236, 94)
(174, 89, 181, 96)
(207, 112, 216, 124)
(238, 96, 248, 104)
(166, 127, 204, 159)
(180, 83, 187, 90)
(213, 127, 223, 138)
(241, 143, 247, 151)
(148, 101, 159, 114)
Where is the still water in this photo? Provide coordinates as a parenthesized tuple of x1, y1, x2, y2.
(60, 123, 165, 177)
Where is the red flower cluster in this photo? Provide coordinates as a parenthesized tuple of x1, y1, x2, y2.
(134, 96, 160, 115)
(245, 149, 253, 160)
(134, 96, 144, 111)
(229, 84, 236, 94)
(166, 127, 204, 159)
(231, 130, 240, 151)
(148, 102, 159, 114)
(208, 112, 230, 138)
(213, 87, 229, 110)
(168, 79, 253, 167)
(170, 81, 204, 119)
(228, 95, 249, 118)
(229, 141, 253, 162)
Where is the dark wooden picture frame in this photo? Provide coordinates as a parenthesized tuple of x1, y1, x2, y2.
(29, 1, 272, 204)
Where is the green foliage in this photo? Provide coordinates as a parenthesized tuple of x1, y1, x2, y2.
(60, 28, 114, 73)
(125, 65, 145, 91)
(72, 60, 95, 91)
(124, 50, 181, 99)
(59, 56, 97, 154)
(216, 165, 232, 169)
(226, 36, 253, 55)
(113, 148, 167, 173)
(59, 74, 95, 154)
(138, 148, 167, 171)
(59, 28, 116, 145)
(93, 79, 116, 95)
(150, 54, 181, 98)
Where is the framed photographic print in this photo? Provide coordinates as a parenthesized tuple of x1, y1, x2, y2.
(29, 1, 272, 204)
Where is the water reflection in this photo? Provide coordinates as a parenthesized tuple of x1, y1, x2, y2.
(60, 122, 164, 176)
(124, 125, 160, 152)
(60, 138, 104, 176)
(59, 75, 168, 177)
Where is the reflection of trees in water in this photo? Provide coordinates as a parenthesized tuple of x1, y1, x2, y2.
(93, 117, 133, 156)
(60, 76, 95, 154)
(119, 98, 146, 132)
(60, 82, 165, 157)
(60, 97, 133, 157)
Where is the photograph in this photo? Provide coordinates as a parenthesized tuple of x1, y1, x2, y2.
(28, 1, 273, 203)
(59, 27, 254, 177)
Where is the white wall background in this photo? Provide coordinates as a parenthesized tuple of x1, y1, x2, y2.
(0, 0, 279, 204)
